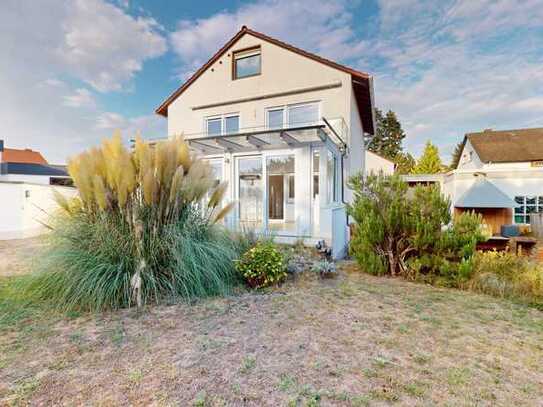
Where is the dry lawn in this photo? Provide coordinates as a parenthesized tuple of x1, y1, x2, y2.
(0, 241, 542, 406)
(0, 238, 44, 277)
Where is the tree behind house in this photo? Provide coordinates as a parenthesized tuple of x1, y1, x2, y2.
(413, 141, 443, 174)
(368, 108, 406, 160)
(449, 141, 464, 170)
(394, 151, 416, 174)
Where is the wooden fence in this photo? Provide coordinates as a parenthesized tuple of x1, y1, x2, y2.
(531, 213, 543, 239)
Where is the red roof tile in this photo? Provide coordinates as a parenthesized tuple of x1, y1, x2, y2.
(1, 148, 48, 164)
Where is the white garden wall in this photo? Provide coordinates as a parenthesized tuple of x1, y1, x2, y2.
(0, 181, 75, 240)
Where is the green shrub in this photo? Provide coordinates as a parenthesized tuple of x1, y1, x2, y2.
(348, 172, 450, 276)
(235, 241, 286, 288)
(348, 173, 487, 285)
(20, 134, 239, 312)
(467, 251, 543, 305)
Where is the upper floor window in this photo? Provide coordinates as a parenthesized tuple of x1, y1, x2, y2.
(206, 114, 239, 136)
(266, 102, 320, 130)
(233, 47, 261, 79)
(288, 103, 319, 127)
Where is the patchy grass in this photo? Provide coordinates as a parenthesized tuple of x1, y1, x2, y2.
(0, 240, 542, 405)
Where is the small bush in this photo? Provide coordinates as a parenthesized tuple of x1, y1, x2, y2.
(235, 241, 286, 288)
(467, 251, 543, 305)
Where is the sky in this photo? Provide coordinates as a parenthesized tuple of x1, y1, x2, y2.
(2, 0, 543, 164)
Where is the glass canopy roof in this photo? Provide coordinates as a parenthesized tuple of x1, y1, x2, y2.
(187, 119, 346, 155)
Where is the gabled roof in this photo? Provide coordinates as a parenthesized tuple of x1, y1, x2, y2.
(455, 177, 515, 208)
(465, 127, 543, 163)
(1, 148, 48, 164)
(155, 26, 375, 134)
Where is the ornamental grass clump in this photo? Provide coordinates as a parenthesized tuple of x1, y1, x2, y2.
(25, 133, 238, 311)
(467, 251, 543, 306)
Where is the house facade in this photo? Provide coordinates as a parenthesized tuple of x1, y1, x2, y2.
(155, 26, 375, 257)
(405, 128, 543, 234)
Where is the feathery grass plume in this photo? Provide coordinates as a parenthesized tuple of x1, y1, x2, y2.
(53, 189, 72, 214)
(169, 166, 185, 204)
(213, 202, 235, 224)
(175, 135, 191, 169)
(102, 131, 124, 192)
(93, 175, 107, 210)
(143, 169, 156, 206)
(208, 182, 228, 209)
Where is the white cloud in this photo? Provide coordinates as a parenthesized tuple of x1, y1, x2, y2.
(58, 0, 167, 92)
(63, 88, 96, 108)
(370, 0, 543, 160)
(0, 0, 167, 163)
(169, 0, 365, 78)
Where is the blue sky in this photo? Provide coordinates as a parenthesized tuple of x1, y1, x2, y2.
(2, 0, 543, 163)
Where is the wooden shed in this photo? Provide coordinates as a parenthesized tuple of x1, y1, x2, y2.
(454, 177, 515, 235)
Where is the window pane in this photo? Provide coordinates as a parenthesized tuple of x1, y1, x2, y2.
(313, 151, 320, 173)
(207, 118, 221, 136)
(514, 196, 524, 205)
(267, 155, 295, 232)
(288, 175, 295, 199)
(288, 104, 319, 127)
(225, 116, 239, 135)
(539, 196, 543, 206)
(238, 157, 263, 229)
(527, 206, 537, 213)
(210, 160, 222, 184)
(527, 196, 536, 205)
(235, 54, 261, 78)
(514, 206, 523, 214)
(313, 175, 319, 198)
(515, 215, 525, 224)
(267, 109, 284, 129)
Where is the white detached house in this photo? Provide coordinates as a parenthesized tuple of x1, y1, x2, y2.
(155, 26, 376, 257)
(405, 128, 543, 235)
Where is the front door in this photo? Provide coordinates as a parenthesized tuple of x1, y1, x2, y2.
(268, 175, 284, 220)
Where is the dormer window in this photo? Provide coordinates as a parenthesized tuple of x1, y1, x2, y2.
(233, 46, 261, 79)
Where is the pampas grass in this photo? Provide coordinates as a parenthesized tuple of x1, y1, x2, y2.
(25, 133, 238, 311)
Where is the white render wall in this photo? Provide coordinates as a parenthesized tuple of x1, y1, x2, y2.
(0, 182, 75, 240)
(167, 33, 354, 138)
(0, 174, 55, 184)
(365, 151, 395, 175)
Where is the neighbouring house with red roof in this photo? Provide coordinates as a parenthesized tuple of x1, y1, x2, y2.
(0, 141, 74, 240)
(0, 140, 70, 185)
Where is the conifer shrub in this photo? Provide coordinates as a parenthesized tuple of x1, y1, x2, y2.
(348, 172, 486, 283)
